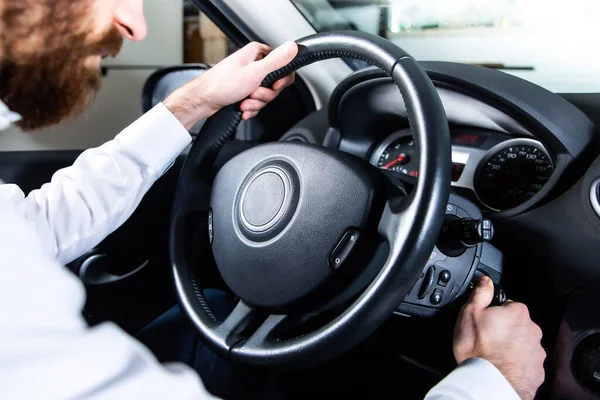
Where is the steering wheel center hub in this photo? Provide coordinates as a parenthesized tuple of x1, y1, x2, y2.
(210, 142, 380, 311)
(240, 167, 291, 232)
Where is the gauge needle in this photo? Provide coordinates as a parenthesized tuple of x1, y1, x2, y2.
(383, 154, 407, 169)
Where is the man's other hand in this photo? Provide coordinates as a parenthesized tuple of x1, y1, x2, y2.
(453, 275, 546, 400)
(164, 41, 298, 130)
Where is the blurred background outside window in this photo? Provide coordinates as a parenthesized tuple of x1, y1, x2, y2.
(183, 0, 238, 65)
(292, 0, 600, 92)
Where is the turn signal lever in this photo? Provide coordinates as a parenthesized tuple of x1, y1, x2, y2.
(438, 215, 495, 257)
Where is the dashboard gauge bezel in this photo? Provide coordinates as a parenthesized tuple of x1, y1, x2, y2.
(369, 129, 414, 168)
(370, 129, 492, 193)
(473, 138, 555, 212)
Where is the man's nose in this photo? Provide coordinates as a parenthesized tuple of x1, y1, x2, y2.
(114, 0, 147, 41)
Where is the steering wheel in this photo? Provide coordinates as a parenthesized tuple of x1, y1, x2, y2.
(170, 31, 451, 367)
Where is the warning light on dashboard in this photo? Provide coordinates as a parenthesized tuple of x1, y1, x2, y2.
(409, 171, 419, 177)
(451, 132, 488, 147)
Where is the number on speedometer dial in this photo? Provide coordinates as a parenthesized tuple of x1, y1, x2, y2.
(475, 142, 554, 211)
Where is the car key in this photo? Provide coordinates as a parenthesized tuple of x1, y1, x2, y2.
(492, 284, 507, 306)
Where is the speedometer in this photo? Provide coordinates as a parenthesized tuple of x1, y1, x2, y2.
(474, 139, 554, 211)
(370, 131, 419, 177)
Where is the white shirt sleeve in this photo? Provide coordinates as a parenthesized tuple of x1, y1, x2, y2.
(0, 198, 218, 399)
(425, 358, 521, 400)
(0, 102, 192, 265)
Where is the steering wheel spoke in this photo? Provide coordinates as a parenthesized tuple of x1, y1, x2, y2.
(241, 315, 288, 346)
(230, 313, 304, 363)
(215, 301, 298, 358)
(214, 300, 262, 345)
(379, 195, 416, 246)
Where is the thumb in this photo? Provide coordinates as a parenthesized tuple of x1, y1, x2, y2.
(252, 41, 298, 77)
(467, 275, 495, 310)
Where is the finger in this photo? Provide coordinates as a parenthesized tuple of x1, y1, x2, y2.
(272, 72, 296, 91)
(240, 99, 266, 113)
(252, 41, 298, 77)
(466, 275, 495, 310)
(504, 301, 531, 319)
(242, 110, 259, 120)
(237, 42, 271, 63)
(250, 74, 294, 101)
(533, 323, 543, 341)
(249, 87, 279, 103)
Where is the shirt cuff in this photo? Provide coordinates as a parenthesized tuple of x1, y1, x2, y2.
(425, 358, 520, 400)
(113, 103, 192, 178)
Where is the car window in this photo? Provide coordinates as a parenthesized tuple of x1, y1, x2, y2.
(291, 0, 600, 93)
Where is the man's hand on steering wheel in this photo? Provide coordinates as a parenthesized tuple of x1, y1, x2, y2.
(453, 275, 546, 400)
(163, 41, 298, 130)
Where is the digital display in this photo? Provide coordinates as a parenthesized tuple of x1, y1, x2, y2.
(451, 132, 488, 148)
(452, 163, 465, 182)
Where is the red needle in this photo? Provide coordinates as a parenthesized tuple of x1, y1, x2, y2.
(383, 154, 406, 169)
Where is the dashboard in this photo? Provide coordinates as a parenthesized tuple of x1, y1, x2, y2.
(368, 128, 554, 212)
(306, 63, 599, 219)
(275, 60, 600, 398)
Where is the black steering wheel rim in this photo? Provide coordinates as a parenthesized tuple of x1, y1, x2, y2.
(170, 30, 451, 367)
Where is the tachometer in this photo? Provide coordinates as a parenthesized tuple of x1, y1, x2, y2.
(370, 131, 419, 177)
(474, 139, 554, 211)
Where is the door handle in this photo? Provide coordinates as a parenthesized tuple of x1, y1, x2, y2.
(79, 253, 149, 285)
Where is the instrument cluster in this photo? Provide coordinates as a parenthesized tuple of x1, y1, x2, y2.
(369, 129, 555, 212)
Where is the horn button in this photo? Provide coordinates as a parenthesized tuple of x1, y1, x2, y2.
(210, 142, 379, 311)
(240, 168, 288, 231)
(237, 166, 298, 239)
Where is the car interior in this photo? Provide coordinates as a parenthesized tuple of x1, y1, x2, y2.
(3, 0, 600, 399)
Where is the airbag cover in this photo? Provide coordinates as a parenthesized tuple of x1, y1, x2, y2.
(210, 142, 376, 310)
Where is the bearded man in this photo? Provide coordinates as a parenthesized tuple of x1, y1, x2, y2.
(0, 2, 545, 400)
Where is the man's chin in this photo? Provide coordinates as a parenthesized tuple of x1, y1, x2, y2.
(13, 85, 100, 132)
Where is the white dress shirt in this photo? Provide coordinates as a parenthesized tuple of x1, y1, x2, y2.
(0, 101, 519, 399)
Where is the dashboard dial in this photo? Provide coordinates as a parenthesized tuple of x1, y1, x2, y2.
(372, 133, 419, 177)
(475, 139, 554, 211)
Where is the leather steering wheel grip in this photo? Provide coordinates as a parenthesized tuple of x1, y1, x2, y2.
(170, 30, 451, 367)
(262, 30, 410, 87)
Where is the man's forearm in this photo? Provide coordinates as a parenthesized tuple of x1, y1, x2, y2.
(1, 103, 191, 264)
(163, 93, 217, 131)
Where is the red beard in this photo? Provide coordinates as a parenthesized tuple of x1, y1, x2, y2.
(0, 1, 123, 131)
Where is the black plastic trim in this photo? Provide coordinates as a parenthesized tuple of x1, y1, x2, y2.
(329, 64, 595, 160)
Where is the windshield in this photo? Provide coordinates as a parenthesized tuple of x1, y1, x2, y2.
(291, 0, 600, 93)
